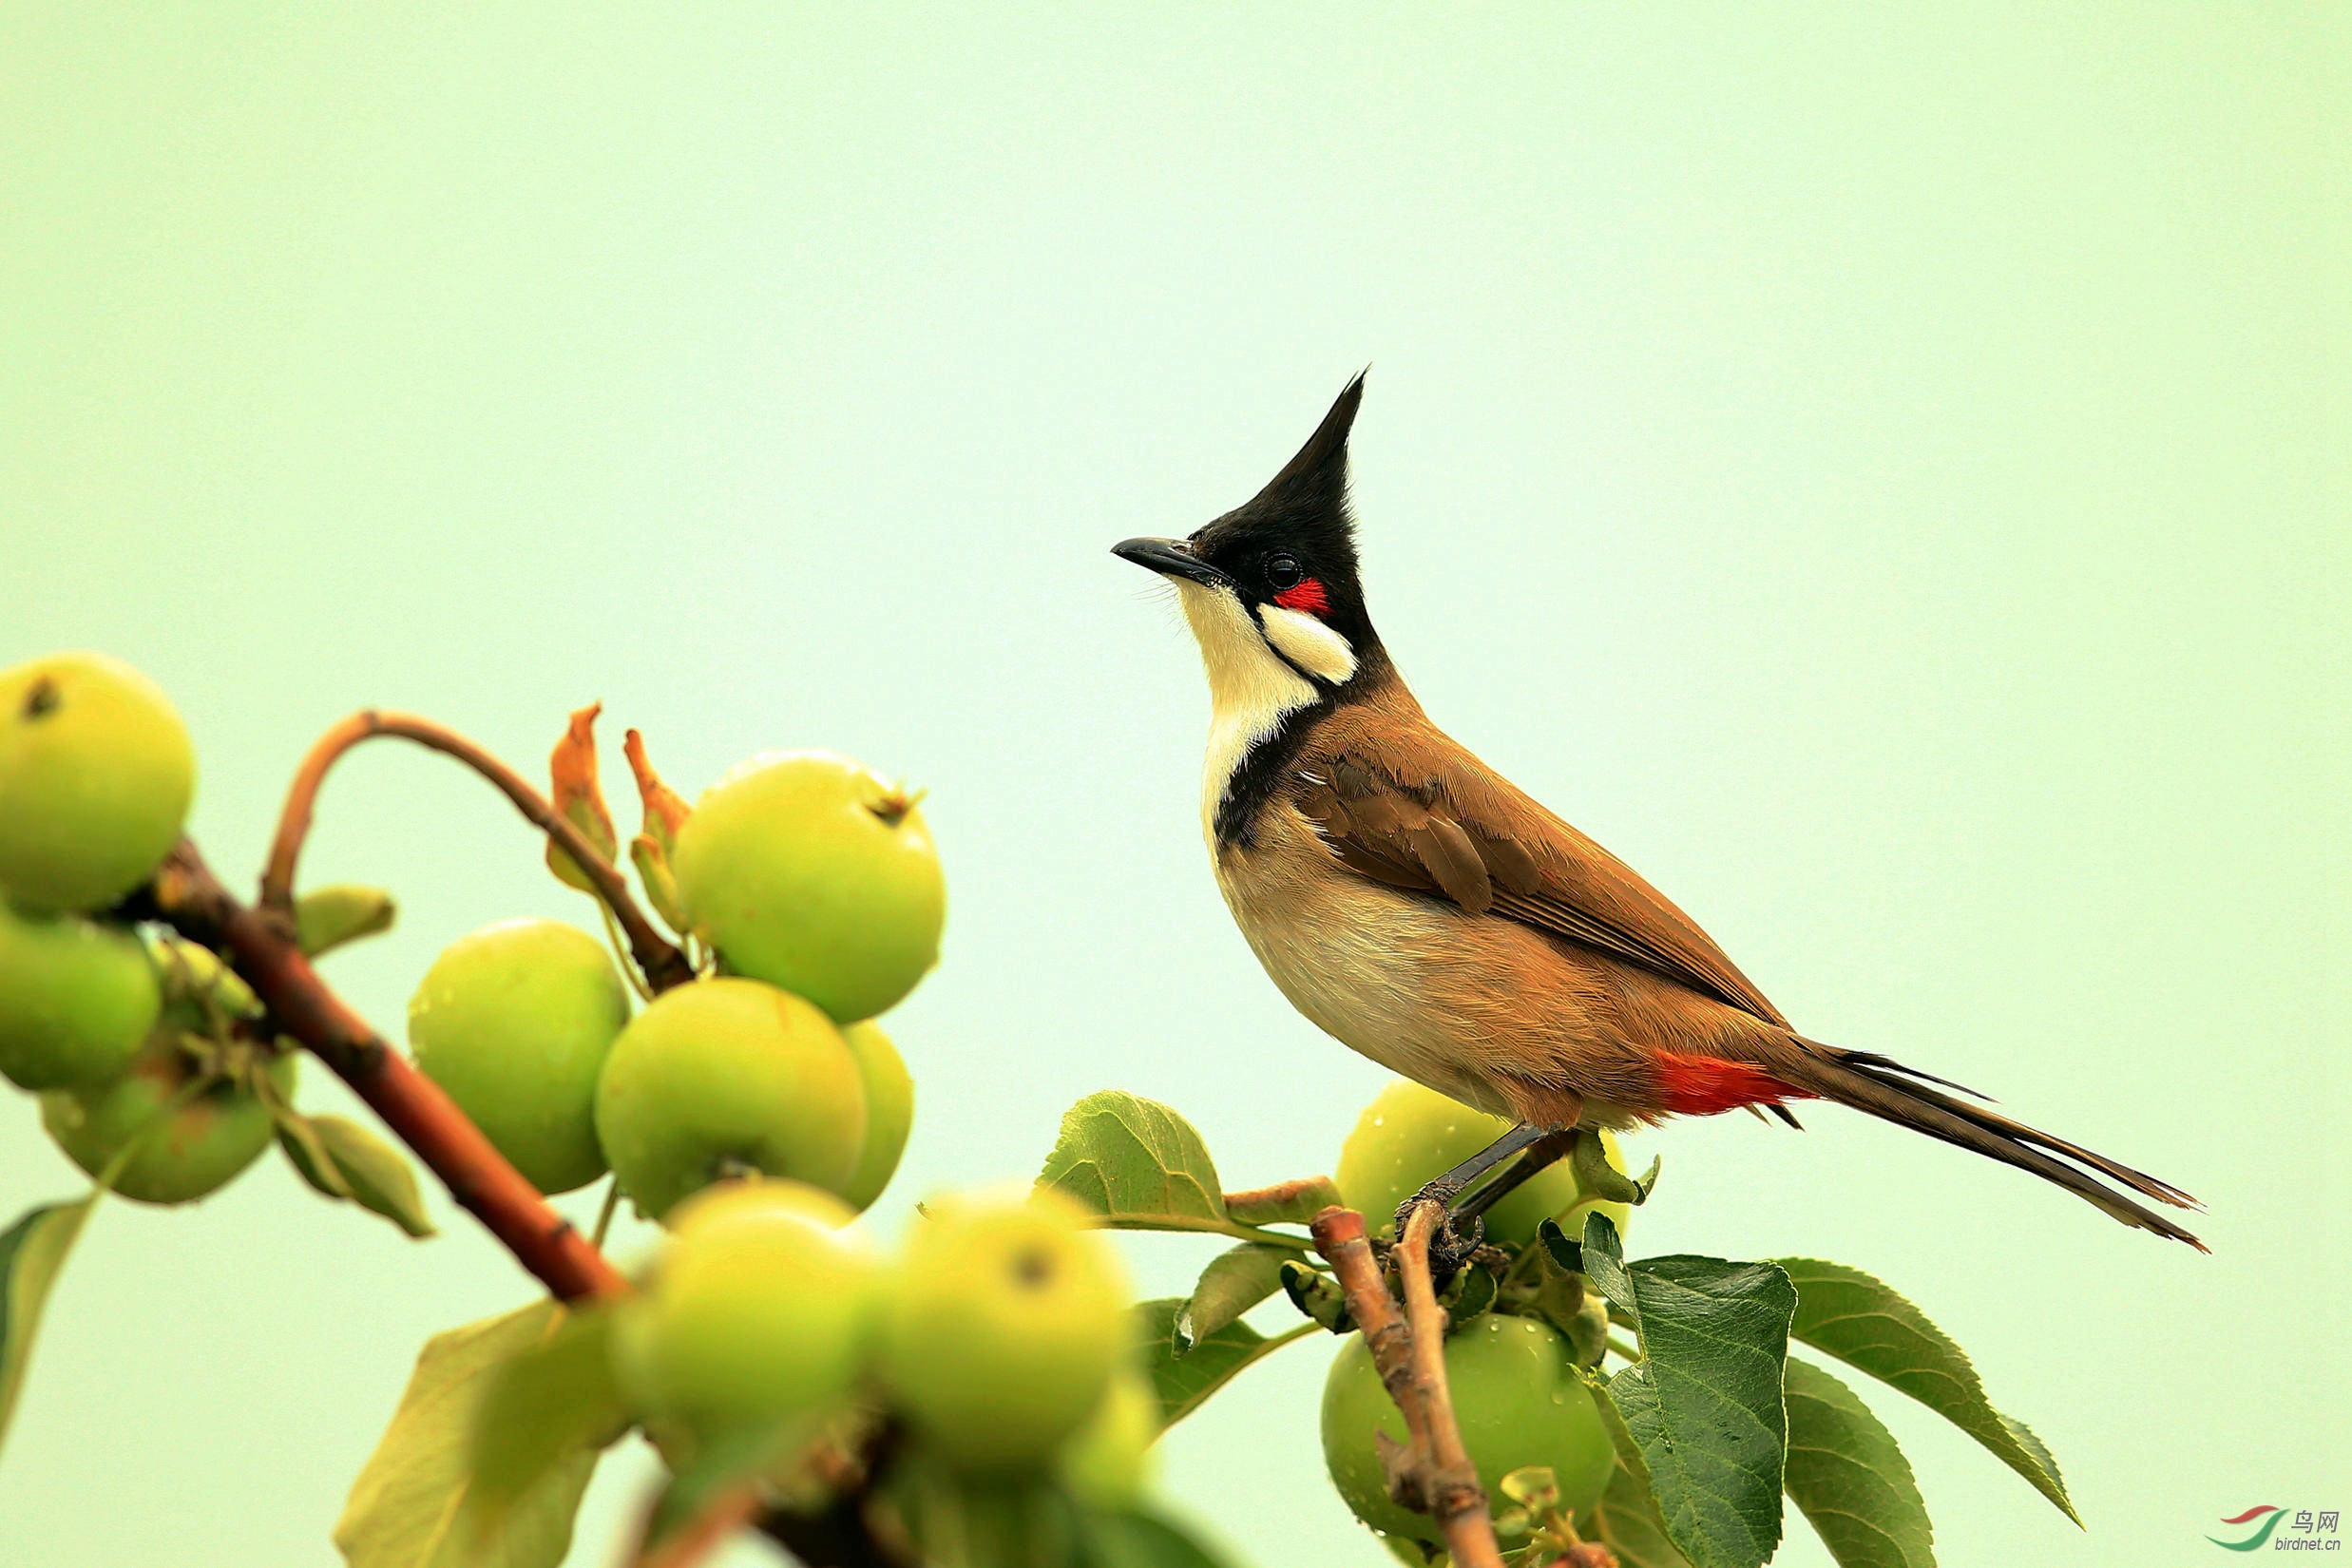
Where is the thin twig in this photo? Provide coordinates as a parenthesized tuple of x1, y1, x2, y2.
(1399, 1202, 1502, 1568)
(258, 709, 692, 991)
(150, 839, 630, 1301)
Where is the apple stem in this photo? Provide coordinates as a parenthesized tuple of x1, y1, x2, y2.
(1310, 1204, 1507, 1568)
(258, 709, 693, 993)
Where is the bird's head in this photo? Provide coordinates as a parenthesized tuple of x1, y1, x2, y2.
(1115, 373, 1383, 699)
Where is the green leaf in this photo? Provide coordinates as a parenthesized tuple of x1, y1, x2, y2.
(1075, 1506, 1240, 1568)
(1782, 1357, 1935, 1568)
(1277, 1259, 1350, 1333)
(314, 1116, 437, 1237)
(1039, 1092, 1225, 1227)
(296, 884, 397, 959)
(1772, 1258, 2075, 1524)
(1132, 1298, 1310, 1428)
(1220, 1176, 1343, 1226)
(278, 1112, 437, 1237)
(634, 1418, 814, 1567)
(0, 1197, 97, 1460)
(1591, 1214, 1794, 1568)
(335, 1303, 601, 1568)
(1585, 1374, 1694, 1568)
(1442, 1261, 1498, 1328)
(1175, 1245, 1289, 1353)
(464, 1307, 629, 1542)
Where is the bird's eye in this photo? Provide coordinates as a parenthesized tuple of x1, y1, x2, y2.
(1265, 553, 1303, 591)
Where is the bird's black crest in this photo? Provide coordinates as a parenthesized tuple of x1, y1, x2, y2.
(1191, 371, 1370, 616)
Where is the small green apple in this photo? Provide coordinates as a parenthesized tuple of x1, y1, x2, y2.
(613, 1178, 879, 1443)
(0, 901, 160, 1090)
(1057, 1367, 1161, 1508)
(0, 653, 196, 914)
(837, 1021, 912, 1212)
(1322, 1312, 1614, 1545)
(876, 1186, 1128, 1471)
(1335, 1079, 1633, 1247)
(408, 919, 630, 1195)
(41, 1044, 297, 1204)
(593, 977, 867, 1220)
(672, 750, 945, 1023)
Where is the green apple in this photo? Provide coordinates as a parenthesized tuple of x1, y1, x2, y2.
(0, 652, 196, 914)
(593, 976, 867, 1220)
(613, 1177, 879, 1442)
(0, 901, 160, 1090)
(1057, 1367, 1161, 1507)
(1335, 1079, 1633, 1247)
(673, 750, 945, 1023)
(408, 919, 629, 1195)
(876, 1186, 1128, 1471)
(837, 1021, 912, 1212)
(42, 1045, 297, 1204)
(1322, 1312, 1615, 1545)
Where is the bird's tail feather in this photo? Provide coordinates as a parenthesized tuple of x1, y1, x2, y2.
(1771, 1040, 2207, 1251)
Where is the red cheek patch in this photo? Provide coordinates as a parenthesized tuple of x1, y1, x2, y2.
(1273, 578, 1329, 616)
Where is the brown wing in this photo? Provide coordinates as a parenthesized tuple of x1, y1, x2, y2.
(1294, 696, 1789, 1028)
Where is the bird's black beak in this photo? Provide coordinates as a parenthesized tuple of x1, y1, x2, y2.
(1112, 536, 1233, 590)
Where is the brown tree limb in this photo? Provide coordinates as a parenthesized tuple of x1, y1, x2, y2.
(258, 709, 693, 992)
(152, 835, 903, 1565)
(1311, 1204, 1504, 1568)
(150, 838, 630, 1301)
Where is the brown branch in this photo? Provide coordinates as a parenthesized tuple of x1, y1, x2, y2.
(156, 836, 900, 1564)
(1399, 1202, 1501, 1568)
(151, 838, 630, 1300)
(1311, 1204, 1503, 1568)
(258, 709, 693, 992)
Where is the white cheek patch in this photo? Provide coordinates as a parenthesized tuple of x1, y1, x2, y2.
(1257, 603, 1357, 684)
(1175, 579, 1319, 843)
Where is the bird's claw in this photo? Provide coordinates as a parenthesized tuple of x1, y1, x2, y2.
(1395, 1185, 1485, 1279)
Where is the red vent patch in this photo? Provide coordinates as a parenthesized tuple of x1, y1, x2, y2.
(1654, 1054, 1814, 1116)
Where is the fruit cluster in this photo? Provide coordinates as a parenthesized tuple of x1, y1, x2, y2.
(408, 745, 942, 1221)
(0, 653, 301, 1203)
(611, 1178, 1152, 1510)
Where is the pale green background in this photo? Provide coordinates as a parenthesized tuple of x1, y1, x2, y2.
(2, 7, 2344, 1565)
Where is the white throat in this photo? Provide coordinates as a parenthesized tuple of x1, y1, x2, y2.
(1173, 581, 1355, 845)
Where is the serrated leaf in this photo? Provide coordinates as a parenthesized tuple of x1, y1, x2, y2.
(335, 1303, 599, 1568)
(1220, 1176, 1343, 1226)
(1585, 1377, 1694, 1568)
(1772, 1258, 2075, 1523)
(296, 884, 397, 959)
(0, 1197, 96, 1460)
(1133, 1298, 1307, 1428)
(1176, 1244, 1289, 1353)
(1598, 1221, 1794, 1568)
(1443, 1262, 1498, 1327)
(1039, 1093, 1224, 1227)
(1539, 1215, 1584, 1273)
(465, 1305, 628, 1542)
(1783, 1357, 1935, 1568)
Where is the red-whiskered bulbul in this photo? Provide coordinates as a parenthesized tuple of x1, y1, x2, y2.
(1114, 373, 2203, 1252)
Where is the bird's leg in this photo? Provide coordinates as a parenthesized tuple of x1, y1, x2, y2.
(1397, 1123, 1576, 1274)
